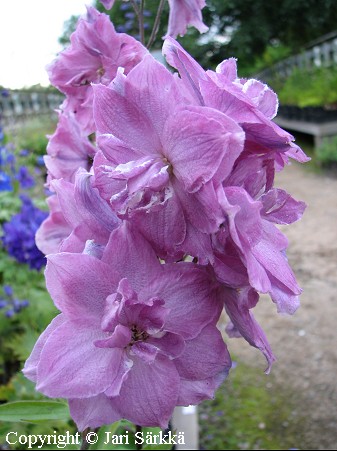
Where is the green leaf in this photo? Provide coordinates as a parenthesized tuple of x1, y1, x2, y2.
(0, 401, 70, 422)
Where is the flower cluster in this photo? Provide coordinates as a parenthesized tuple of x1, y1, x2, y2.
(0, 284, 29, 318)
(114, 2, 152, 37)
(0, 127, 15, 192)
(47, 6, 148, 134)
(1, 99, 46, 270)
(2, 195, 48, 270)
(24, 2, 308, 433)
(0, 125, 35, 192)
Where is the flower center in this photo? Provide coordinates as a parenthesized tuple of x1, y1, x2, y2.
(97, 66, 105, 79)
(130, 324, 149, 345)
(162, 156, 173, 175)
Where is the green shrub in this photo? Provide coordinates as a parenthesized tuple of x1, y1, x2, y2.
(250, 44, 292, 76)
(19, 130, 49, 156)
(276, 66, 337, 108)
(316, 136, 337, 167)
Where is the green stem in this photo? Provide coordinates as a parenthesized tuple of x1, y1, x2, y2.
(130, 0, 140, 17)
(80, 428, 99, 450)
(80, 428, 90, 450)
(139, 0, 145, 45)
(131, 0, 145, 45)
(146, 0, 166, 49)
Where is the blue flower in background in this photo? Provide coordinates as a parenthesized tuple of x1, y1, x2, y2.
(125, 12, 135, 20)
(1, 125, 38, 190)
(0, 171, 13, 191)
(124, 20, 134, 31)
(16, 166, 35, 189)
(0, 284, 29, 318)
(0, 124, 5, 143)
(1, 195, 48, 270)
(36, 155, 45, 167)
(116, 3, 151, 39)
(0, 144, 16, 175)
(116, 24, 127, 33)
(6, 154, 16, 173)
(3, 285, 13, 297)
(120, 3, 130, 11)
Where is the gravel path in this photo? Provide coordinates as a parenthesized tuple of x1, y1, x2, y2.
(227, 162, 337, 449)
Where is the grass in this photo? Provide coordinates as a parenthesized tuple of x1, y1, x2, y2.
(4, 115, 57, 156)
(3, 115, 57, 201)
(198, 359, 305, 450)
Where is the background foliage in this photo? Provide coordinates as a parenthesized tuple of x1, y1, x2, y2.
(59, 0, 337, 76)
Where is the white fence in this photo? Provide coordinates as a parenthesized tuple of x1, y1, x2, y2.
(0, 90, 63, 125)
(256, 31, 337, 82)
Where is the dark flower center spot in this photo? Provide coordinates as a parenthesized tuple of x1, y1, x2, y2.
(130, 324, 149, 345)
(97, 66, 105, 78)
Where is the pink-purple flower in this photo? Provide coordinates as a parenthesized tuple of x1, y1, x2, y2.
(36, 170, 120, 255)
(48, 6, 147, 133)
(163, 37, 309, 166)
(24, 223, 231, 430)
(99, 0, 115, 9)
(25, 3, 308, 432)
(44, 111, 96, 185)
(166, 0, 209, 38)
(93, 53, 244, 258)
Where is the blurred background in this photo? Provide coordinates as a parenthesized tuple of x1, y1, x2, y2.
(1, 0, 337, 449)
